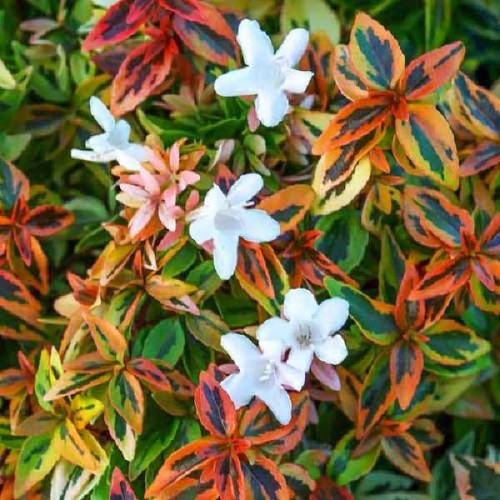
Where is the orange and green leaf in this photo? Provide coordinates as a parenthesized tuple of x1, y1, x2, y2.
(108, 370, 144, 433)
(349, 12, 405, 90)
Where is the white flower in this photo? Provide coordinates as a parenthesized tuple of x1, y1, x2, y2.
(188, 173, 280, 280)
(220, 333, 305, 425)
(214, 19, 313, 127)
(71, 97, 149, 170)
(257, 288, 349, 372)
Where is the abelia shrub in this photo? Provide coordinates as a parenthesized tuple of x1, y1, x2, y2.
(0, 1, 499, 499)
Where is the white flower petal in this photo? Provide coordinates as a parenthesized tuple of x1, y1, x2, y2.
(284, 288, 318, 322)
(86, 132, 111, 152)
(255, 90, 289, 127)
(204, 184, 228, 211)
(312, 297, 349, 338)
(259, 339, 286, 362)
(214, 67, 260, 97)
(282, 69, 314, 94)
(70, 148, 114, 163)
(188, 216, 215, 245)
(237, 19, 274, 67)
(238, 209, 280, 243)
(221, 372, 255, 408)
(277, 362, 306, 391)
(89, 96, 115, 132)
(126, 143, 150, 162)
(256, 317, 295, 345)
(286, 346, 314, 373)
(315, 335, 348, 366)
(213, 228, 240, 280)
(275, 28, 309, 67)
(220, 333, 262, 370)
(115, 150, 142, 171)
(226, 173, 263, 206)
(109, 120, 131, 147)
(256, 383, 292, 425)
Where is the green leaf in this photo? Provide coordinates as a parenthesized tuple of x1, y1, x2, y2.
(108, 371, 144, 433)
(379, 227, 406, 304)
(326, 278, 398, 346)
(185, 309, 227, 352)
(0, 57, 16, 89)
(186, 261, 222, 300)
(129, 410, 179, 480)
(161, 243, 197, 278)
(0, 131, 31, 160)
(327, 429, 380, 485)
(15, 431, 59, 497)
(316, 207, 369, 273)
(281, 0, 341, 45)
(142, 318, 185, 367)
(430, 432, 475, 500)
(450, 454, 500, 500)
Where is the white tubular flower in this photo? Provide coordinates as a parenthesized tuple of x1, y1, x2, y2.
(188, 173, 280, 280)
(257, 288, 349, 372)
(214, 19, 313, 127)
(220, 333, 305, 425)
(71, 97, 149, 170)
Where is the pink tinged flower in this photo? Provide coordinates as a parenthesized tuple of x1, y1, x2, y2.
(220, 333, 305, 425)
(257, 288, 349, 373)
(214, 19, 313, 127)
(71, 97, 149, 170)
(188, 173, 280, 280)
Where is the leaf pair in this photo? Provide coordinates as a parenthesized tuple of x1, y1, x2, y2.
(146, 370, 310, 499)
(83, 0, 237, 114)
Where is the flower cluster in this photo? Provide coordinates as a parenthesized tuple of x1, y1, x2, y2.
(221, 288, 349, 424)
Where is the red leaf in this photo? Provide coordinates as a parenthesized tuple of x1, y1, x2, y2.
(83, 0, 147, 51)
(313, 97, 390, 154)
(460, 141, 500, 177)
(311, 477, 354, 500)
(402, 42, 464, 100)
(241, 392, 309, 454)
(389, 341, 424, 410)
(194, 371, 236, 438)
(240, 455, 288, 500)
(0, 269, 40, 326)
(127, 358, 173, 391)
(111, 38, 177, 116)
(145, 438, 223, 497)
(236, 241, 274, 299)
(160, 0, 211, 23)
(214, 452, 245, 500)
(25, 205, 73, 237)
(110, 467, 137, 499)
(172, 4, 237, 66)
(382, 432, 431, 482)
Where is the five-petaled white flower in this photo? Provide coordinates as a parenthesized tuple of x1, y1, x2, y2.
(188, 173, 280, 280)
(258, 288, 349, 372)
(220, 333, 305, 425)
(71, 96, 149, 170)
(214, 19, 313, 127)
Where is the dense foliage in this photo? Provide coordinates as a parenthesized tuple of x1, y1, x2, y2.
(0, 0, 499, 498)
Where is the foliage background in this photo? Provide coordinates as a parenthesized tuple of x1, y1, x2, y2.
(0, 0, 499, 498)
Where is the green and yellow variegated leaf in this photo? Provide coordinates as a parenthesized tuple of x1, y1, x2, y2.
(15, 431, 59, 497)
(55, 419, 101, 472)
(313, 156, 372, 215)
(35, 348, 60, 412)
(421, 320, 490, 366)
(108, 370, 144, 433)
(327, 429, 380, 485)
(104, 402, 136, 462)
(326, 278, 398, 345)
(83, 314, 127, 363)
(44, 371, 112, 401)
(396, 105, 459, 189)
(70, 395, 104, 430)
(50, 460, 102, 500)
(185, 309, 226, 352)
